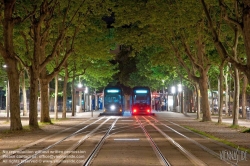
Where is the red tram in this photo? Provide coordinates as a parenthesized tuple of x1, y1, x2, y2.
(130, 86, 152, 115)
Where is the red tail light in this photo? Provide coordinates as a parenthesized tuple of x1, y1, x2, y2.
(147, 109, 150, 113)
(133, 109, 137, 113)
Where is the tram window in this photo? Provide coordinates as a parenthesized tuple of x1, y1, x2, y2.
(134, 94, 150, 104)
(105, 95, 121, 104)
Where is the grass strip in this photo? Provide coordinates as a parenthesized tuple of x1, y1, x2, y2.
(184, 126, 250, 153)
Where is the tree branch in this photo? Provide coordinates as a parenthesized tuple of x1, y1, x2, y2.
(219, 0, 243, 31)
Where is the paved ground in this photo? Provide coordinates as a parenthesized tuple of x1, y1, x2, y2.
(0, 110, 249, 165)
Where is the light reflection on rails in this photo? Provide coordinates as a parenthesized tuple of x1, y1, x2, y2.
(15, 118, 106, 166)
(0, 118, 95, 161)
(148, 116, 238, 166)
(83, 117, 119, 166)
(142, 116, 207, 166)
(135, 116, 171, 166)
(49, 118, 113, 166)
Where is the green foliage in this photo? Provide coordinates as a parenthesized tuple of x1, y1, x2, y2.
(1, 0, 249, 99)
(208, 65, 220, 90)
(11, 0, 117, 90)
(83, 59, 119, 89)
(0, 57, 8, 88)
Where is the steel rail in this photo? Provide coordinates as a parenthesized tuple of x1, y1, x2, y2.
(49, 118, 112, 166)
(16, 117, 105, 166)
(135, 116, 171, 166)
(149, 116, 237, 165)
(143, 116, 207, 166)
(0, 118, 95, 161)
(83, 117, 119, 166)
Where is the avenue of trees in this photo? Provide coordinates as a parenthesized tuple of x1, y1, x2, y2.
(1, 0, 250, 130)
(111, 0, 250, 125)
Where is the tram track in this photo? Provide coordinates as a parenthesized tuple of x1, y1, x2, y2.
(1, 117, 117, 166)
(83, 117, 119, 166)
(49, 117, 115, 166)
(141, 116, 207, 166)
(15, 117, 110, 166)
(2, 113, 249, 166)
(147, 116, 245, 166)
(0, 118, 95, 161)
(135, 116, 171, 166)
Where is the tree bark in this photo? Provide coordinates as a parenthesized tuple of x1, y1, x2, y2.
(40, 73, 51, 123)
(199, 73, 211, 121)
(7, 60, 22, 130)
(218, 64, 224, 124)
(54, 75, 58, 120)
(29, 69, 39, 128)
(0, 0, 22, 130)
(21, 71, 28, 116)
(211, 91, 215, 115)
(71, 72, 76, 116)
(241, 74, 248, 118)
(242, 1, 250, 81)
(224, 65, 229, 116)
(232, 66, 240, 125)
(62, 73, 68, 119)
(194, 83, 201, 119)
(62, 63, 69, 119)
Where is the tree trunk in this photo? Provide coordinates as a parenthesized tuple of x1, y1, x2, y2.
(71, 70, 76, 116)
(40, 69, 51, 123)
(21, 71, 28, 116)
(224, 65, 229, 116)
(29, 69, 39, 128)
(54, 75, 58, 120)
(211, 92, 215, 115)
(180, 90, 184, 113)
(62, 66, 69, 119)
(218, 65, 224, 124)
(232, 66, 240, 125)
(241, 75, 248, 118)
(194, 83, 201, 119)
(187, 89, 192, 113)
(7, 61, 23, 130)
(199, 73, 211, 122)
(242, 1, 250, 81)
(0, 0, 23, 130)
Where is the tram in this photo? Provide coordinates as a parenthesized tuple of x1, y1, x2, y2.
(130, 86, 153, 115)
(102, 86, 124, 115)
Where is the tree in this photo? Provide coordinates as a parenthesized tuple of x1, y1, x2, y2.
(241, 74, 248, 118)
(15, 0, 114, 125)
(217, 0, 250, 81)
(201, 0, 247, 125)
(0, 0, 22, 130)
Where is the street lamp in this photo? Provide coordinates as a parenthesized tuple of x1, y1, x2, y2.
(171, 86, 176, 94)
(78, 82, 83, 88)
(83, 86, 88, 112)
(178, 84, 184, 113)
(77, 77, 83, 113)
(177, 84, 182, 93)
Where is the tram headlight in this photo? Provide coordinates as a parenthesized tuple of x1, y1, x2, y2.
(110, 105, 116, 111)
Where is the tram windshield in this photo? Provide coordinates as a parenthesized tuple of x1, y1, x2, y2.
(104, 94, 121, 104)
(133, 94, 150, 104)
